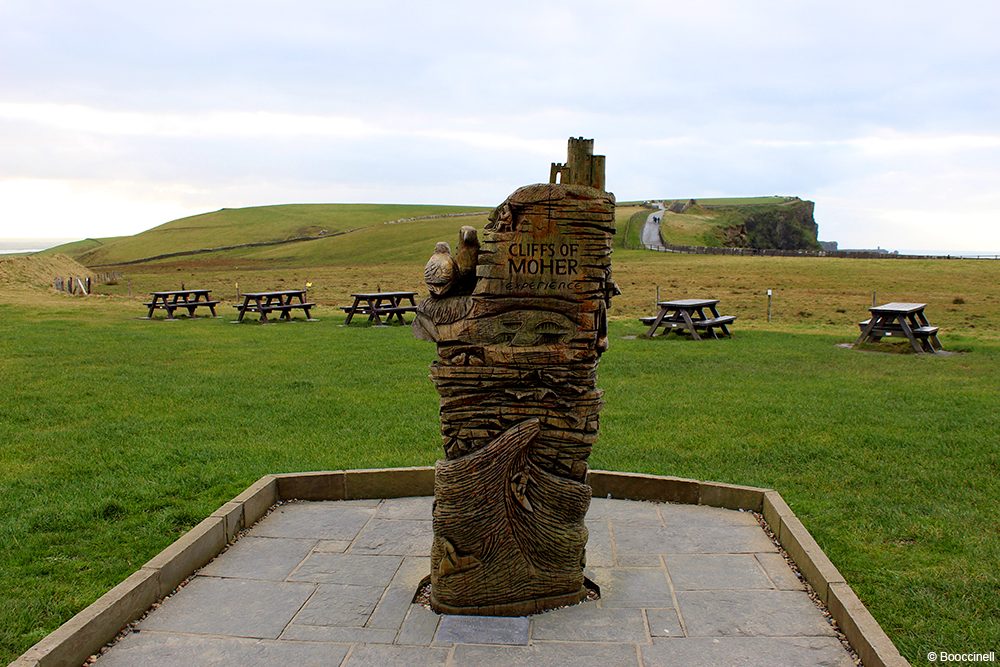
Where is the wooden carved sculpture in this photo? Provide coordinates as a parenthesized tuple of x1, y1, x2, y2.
(414, 139, 617, 615)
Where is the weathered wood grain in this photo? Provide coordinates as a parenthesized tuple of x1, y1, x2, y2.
(414, 181, 617, 615)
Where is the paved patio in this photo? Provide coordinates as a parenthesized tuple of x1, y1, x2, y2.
(95, 496, 855, 666)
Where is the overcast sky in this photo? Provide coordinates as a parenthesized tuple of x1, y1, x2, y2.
(2, 0, 999, 252)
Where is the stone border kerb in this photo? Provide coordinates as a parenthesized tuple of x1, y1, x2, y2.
(13, 467, 908, 667)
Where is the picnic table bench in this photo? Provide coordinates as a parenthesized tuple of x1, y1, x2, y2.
(234, 290, 317, 323)
(342, 291, 418, 325)
(855, 302, 942, 353)
(641, 298, 735, 339)
(144, 289, 219, 319)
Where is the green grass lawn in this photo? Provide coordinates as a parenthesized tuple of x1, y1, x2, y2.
(1, 297, 997, 664)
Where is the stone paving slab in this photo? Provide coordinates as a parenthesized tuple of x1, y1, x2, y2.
(348, 518, 432, 556)
(756, 551, 808, 590)
(435, 615, 530, 645)
(642, 636, 856, 667)
(288, 552, 402, 586)
(665, 553, 775, 590)
(586, 567, 676, 608)
(94, 632, 351, 667)
(342, 643, 449, 666)
(583, 518, 614, 566)
(198, 537, 316, 581)
(137, 577, 315, 639)
(96, 496, 855, 666)
(292, 583, 386, 627)
(395, 604, 440, 646)
(531, 604, 647, 642)
(613, 522, 778, 555)
(251, 502, 374, 540)
(372, 495, 434, 520)
(678, 589, 836, 637)
(453, 641, 642, 666)
(646, 607, 685, 637)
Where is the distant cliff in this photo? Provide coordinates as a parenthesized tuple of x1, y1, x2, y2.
(726, 198, 820, 250)
(650, 196, 821, 251)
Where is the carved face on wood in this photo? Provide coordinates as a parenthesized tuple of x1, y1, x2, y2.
(496, 310, 576, 347)
(479, 309, 576, 347)
(485, 201, 515, 232)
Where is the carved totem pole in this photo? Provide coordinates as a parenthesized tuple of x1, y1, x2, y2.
(414, 137, 617, 615)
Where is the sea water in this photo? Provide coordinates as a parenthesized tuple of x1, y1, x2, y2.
(0, 239, 74, 254)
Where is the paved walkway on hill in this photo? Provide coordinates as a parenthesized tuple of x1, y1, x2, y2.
(641, 205, 665, 249)
(95, 496, 855, 667)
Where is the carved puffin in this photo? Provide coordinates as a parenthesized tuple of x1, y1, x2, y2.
(424, 241, 458, 297)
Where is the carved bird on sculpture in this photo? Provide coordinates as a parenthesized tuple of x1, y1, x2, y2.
(454, 225, 480, 294)
(424, 241, 458, 297)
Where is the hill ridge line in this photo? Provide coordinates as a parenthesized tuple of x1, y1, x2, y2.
(87, 229, 358, 268)
(85, 210, 492, 268)
(381, 210, 490, 225)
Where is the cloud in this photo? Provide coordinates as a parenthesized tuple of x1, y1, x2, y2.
(0, 102, 376, 139)
(845, 133, 1000, 158)
(1, 0, 1000, 251)
(0, 178, 206, 240)
(751, 132, 1000, 156)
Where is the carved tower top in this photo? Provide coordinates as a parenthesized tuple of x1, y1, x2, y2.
(549, 136, 606, 191)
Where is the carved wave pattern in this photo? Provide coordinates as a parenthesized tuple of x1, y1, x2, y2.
(431, 419, 591, 613)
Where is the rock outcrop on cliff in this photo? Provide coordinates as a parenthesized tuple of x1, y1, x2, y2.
(738, 199, 820, 250)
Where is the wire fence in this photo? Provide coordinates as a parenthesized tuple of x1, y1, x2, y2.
(641, 244, 1000, 260)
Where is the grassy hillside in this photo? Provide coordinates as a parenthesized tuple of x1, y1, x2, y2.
(613, 205, 648, 249)
(41, 197, 815, 273)
(39, 237, 125, 258)
(614, 205, 743, 249)
(658, 209, 732, 246)
(0, 254, 94, 291)
(45, 203, 491, 267)
(42, 197, 814, 272)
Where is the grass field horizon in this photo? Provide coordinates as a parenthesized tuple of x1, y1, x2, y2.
(43, 203, 493, 268)
(40, 195, 810, 267)
(4, 204, 999, 665)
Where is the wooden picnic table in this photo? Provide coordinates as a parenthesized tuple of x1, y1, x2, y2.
(234, 289, 317, 323)
(855, 302, 942, 353)
(144, 289, 219, 319)
(341, 291, 418, 325)
(641, 298, 736, 340)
